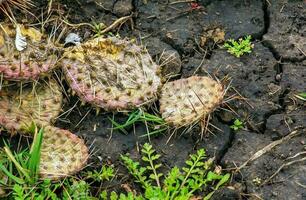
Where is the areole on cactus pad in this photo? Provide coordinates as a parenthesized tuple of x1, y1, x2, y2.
(159, 76, 224, 127)
(0, 23, 58, 81)
(61, 36, 161, 111)
(40, 126, 88, 179)
(0, 79, 63, 134)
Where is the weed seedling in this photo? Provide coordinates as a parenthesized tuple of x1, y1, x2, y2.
(83, 165, 115, 182)
(102, 143, 231, 200)
(224, 35, 253, 57)
(230, 119, 244, 131)
(109, 109, 168, 138)
(92, 22, 107, 37)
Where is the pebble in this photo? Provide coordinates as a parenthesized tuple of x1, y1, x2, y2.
(113, 0, 133, 17)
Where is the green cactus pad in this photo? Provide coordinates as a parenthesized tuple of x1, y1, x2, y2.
(0, 23, 58, 81)
(40, 126, 88, 179)
(62, 37, 161, 111)
(160, 76, 224, 127)
(0, 79, 63, 134)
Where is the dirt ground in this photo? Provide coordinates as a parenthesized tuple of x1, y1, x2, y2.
(3, 0, 306, 199)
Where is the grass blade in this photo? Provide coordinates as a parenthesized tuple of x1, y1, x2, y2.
(28, 128, 44, 180)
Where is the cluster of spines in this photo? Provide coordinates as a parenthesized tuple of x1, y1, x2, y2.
(0, 23, 59, 81)
(159, 76, 224, 127)
(0, 80, 89, 179)
(0, 80, 63, 135)
(40, 126, 89, 179)
(62, 36, 162, 111)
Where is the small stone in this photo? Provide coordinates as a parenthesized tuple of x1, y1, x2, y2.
(113, 0, 133, 17)
(64, 33, 82, 47)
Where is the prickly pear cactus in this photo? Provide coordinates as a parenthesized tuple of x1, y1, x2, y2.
(0, 23, 58, 81)
(62, 37, 161, 111)
(40, 126, 88, 179)
(160, 76, 224, 127)
(0, 79, 62, 134)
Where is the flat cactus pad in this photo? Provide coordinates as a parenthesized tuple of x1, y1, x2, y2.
(0, 79, 62, 134)
(160, 76, 224, 127)
(62, 37, 161, 111)
(0, 23, 58, 81)
(40, 126, 88, 179)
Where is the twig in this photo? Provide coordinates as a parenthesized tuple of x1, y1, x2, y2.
(262, 156, 306, 185)
(100, 15, 133, 35)
(169, 0, 196, 5)
(296, 181, 306, 189)
(236, 128, 304, 171)
(296, 46, 306, 57)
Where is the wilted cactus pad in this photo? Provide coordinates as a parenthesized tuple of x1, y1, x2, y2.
(0, 23, 58, 81)
(160, 76, 224, 127)
(40, 126, 88, 179)
(0, 80, 62, 134)
(62, 37, 161, 111)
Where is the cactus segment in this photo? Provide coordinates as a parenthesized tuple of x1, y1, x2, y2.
(159, 76, 224, 127)
(62, 37, 161, 111)
(0, 23, 58, 81)
(39, 126, 88, 179)
(0, 79, 63, 134)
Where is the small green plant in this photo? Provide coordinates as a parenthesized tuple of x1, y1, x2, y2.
(230, 119, 244, 131)
(83, 165, 115, 182)
(0, 127, 43, 186)
(101, 143, 230, 200)
(0, 127, 63, 199)
(224, 35, 253, 57)
(63, 179, 91, 200)
(109, 109, 168, 137)
(91, 22, 107, 38)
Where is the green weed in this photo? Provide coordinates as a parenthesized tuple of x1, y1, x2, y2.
(100, 143, 231, 200)
(83, 165, 115, 183)
(224, 35, 253, 57)
(230, 119, 244, 131)
(109, 109, 168, 138)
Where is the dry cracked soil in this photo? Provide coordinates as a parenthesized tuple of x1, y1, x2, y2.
(3, 0, 306, 199)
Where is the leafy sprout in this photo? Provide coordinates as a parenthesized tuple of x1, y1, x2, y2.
(230, 119, 244, 131)
(224, 35, 253, 57)
(117, 143, 231, 200)
(109, 109, 168, 138)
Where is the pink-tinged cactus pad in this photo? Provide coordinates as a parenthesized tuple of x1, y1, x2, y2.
(62, 37, 161, 111)
(0, 79, 62, 134)
(0, 23, 58, 81)
(39, 126, 89, 179)
(160, 76, 224, 127)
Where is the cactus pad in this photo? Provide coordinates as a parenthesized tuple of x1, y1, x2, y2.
(0, 23, 58, 81)
(160, 76, 224, 127)
(0, 79, 62, 134)
(40, 126, 88, 179)
(62, 37, 161, 111)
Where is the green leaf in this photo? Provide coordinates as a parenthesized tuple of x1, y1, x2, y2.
(151, 154, 161, 160)
(142, 157, 149, 162)
(0, 163, 24, 184)
(215, 173, 230, 190)
(185, 160, 193, 166)
(28, 128, 44, 180)
(206, 171, 223, 182)
(110, 191, 118, 200)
